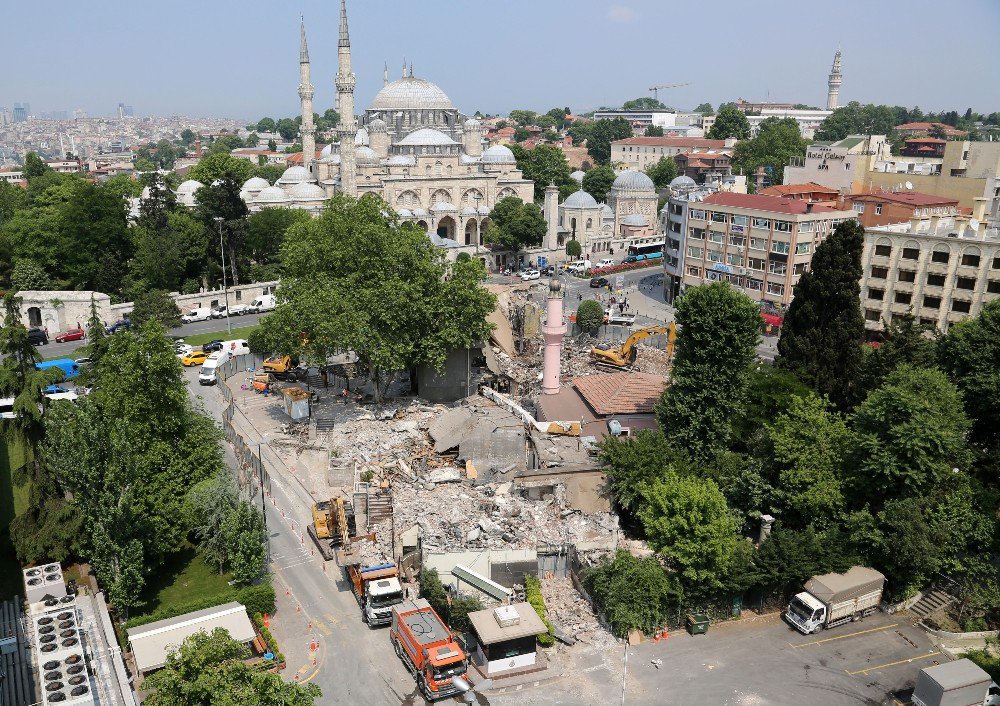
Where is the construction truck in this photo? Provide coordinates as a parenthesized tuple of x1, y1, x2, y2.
(308, 497, 354, 561)
(785, 566, 885, 635)
(590, 322, 676, 369)
(345, 562, 404, 625)
(262, 355, 302, 381)
(390, 599, 469, 701)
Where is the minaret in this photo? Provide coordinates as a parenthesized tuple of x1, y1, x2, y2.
(335, 0, 358, 197)
(383, 62, 389, 87)
(826, 49, 842, 111)
(541, 278, 567, 395)
(543, 183, 560, 253)
(298, 18, 316, 175)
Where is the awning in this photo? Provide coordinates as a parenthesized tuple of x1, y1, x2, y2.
(761, 313, 783, 327)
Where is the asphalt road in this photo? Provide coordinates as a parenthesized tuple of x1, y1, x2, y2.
(38, 313, 263, 360)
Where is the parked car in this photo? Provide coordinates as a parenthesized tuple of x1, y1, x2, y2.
(541, 265, 555, 276)
(228, 304, 249, 316)
(599, 258, 616, 268)
(180, 307, 212, 324)
(589, 277, 610, 288)
(202, 339, 224, 353)
(175, 343, 194, 357)
(210, 306, 229, 319)
(54, 328, 86, 343)
(44, 385, 72, 395)
(521, 269, 541, 281)
(246, 295, 275, 314)
(605, 309, 636, 326)
(181, 350, 210, 367)
(27, 328, 48, 345)
(73, 357, 93, 366)
(105, 319, 131, 334)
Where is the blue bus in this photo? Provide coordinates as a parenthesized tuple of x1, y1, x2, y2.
(36, 358, 80, 380)
(624, 241, 665, 263)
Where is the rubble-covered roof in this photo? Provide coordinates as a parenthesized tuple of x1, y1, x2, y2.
(428, 398, 525, 477)
(573, 372, 667, 416)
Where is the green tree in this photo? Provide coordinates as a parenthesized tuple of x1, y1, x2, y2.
(645, 156, 678, 189)
(732, 117, 807, 190)
(575, 299, 604, 335)
(587, 118, 633, 164)
(23, 152, 51, 180)
(9, 259, 53, 291)
(598, 430, 687, 511)
(180, 128, 196, 145)
(876, 498, 948, 598)
(195, 175, 250, 285)
(622, 97, 665, 111)
(814, 102, 899, 142)
(767, 393, 851, 528)
(584, 550, 682, 637)
(581, 164, 615, 202)
(418, 567, 451, 623)
(131, 289, 182, 328)
(535, 115, 556, 130)
(185, 472, 238, 574)
(656, 283, 761, 461)
(637, 472, 739, 590)
(82, 296, 109, 371)
(267, 138, 277, 151)
(508, 143, 572, 200)
(849, 365, 972, 500)
(256, 117, 276, 133)
(275, 118, 298, 141)
(729, 365, 812, 451)
(187, 152, 256, 185)
(777, 219, 865, 410)
(565, 238, 582, 259)
(694, 103, 714, 115)
(222, 502, 266, 586)
(706, 106, 750, 140)
(859, 312, 939, 395)
(245, 208, 310, 282)
(751, 526, 856, 596)
(144, 628, 321, 706)
(257, 194, 495, 403)
(644, 125, 664, 137)
(0, 179, 27, 228)
(508, 109, 537, 126)
(484, 197, 546, 250)
(513, 127, 530, 142)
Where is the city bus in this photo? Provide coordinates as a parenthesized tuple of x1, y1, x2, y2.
(624, 241, 665, 263)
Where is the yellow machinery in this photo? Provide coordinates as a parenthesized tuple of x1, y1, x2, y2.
(590, 322, 676, 368)
(309, 497, 354, 560)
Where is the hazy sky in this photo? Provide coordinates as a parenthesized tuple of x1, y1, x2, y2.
(5, 0, 998, 120)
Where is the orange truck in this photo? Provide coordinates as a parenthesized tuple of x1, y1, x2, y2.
(390, 599, 469, 701)
(346, 563, 404, 625)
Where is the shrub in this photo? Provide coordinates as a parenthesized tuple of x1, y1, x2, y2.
(124, 581, 276, 632)
(448, 594, 483, 635)
(524, 576, 555, 647)
(584, 550, 683, 638)
(253, 613, 285, 664)
(419, 568, 451, 624)
(566, 239, 582, 258)
(576, 299, 604, 334)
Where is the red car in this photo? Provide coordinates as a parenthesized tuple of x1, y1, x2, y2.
(54, 328, 85, 343)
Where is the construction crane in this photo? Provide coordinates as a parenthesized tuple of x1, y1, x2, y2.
(648, 82, 691, 102)
(590, 322, 677, 369)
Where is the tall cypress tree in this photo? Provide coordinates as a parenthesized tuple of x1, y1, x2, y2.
(777, 219, 865, 410)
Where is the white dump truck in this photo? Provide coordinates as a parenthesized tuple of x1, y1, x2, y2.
(912, 659, 994, 706)
(785, 566, 885, 635)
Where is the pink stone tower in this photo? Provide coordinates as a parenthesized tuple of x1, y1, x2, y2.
(542, 277, 567, 395)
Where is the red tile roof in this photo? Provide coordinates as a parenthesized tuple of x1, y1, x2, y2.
(759, 182, 839, 197)
(572, 372, 667, 416)
(285, 149, 323, 165)
(613, 137, 728, 148)
(895, 122, 968, 136)
(702, 192, 843, 215)
(905, 137, 946, 144)
(849, 191, 958, 207)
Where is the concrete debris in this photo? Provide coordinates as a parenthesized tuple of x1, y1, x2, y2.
(427, 467, 462, 484)
(540, 576, 616, 648)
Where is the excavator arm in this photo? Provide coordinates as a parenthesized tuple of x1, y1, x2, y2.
(620, 324, 670, 361)
(590, 323, 675, 368)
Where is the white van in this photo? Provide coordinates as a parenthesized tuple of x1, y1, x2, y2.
(248, 295, 276, 313)
(220, 339, 250, 356)
(198, 351, 231, 385)
(181, 307, 212, 323)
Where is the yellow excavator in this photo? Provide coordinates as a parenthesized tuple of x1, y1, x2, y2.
(590, 322, 676, 369)
(309, 497, 352, 561)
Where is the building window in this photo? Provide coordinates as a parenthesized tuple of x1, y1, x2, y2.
(871, 266, 888, 279)
(874, 244, 892, 257)
(865, 309, 882, 322)
(799, 220, 815, 233)
(795, 242, 811, 255)
(793, 262, 808, 275)
(993, 256, 1000, 269)
(775, 221, 792, 232)
(875, 204, 882, 215)
(766, 282, 785, 296)
(748, 258, 765, 271)
(687, 266, 701, 277)
(771, 241, 790, 254)
(956, 276, 976, 290)
(749, 237, 767, 250)
(731, 215, 748, 226)
(709, 231, 724, 243)
(751, 217, 771, 229)
(852, 202, 865, 213)
(729, 235, 746, 247)
(923, 296, 941, 309)
(690, 209, 706, 220)
(687, 246, 703, 258)
(868, 288, 884, 301)
(690, 228, 705, 240)
(768, 262, 787, 275)
(952, 300, 971, 313)
(727, 252, 742, 266)
(902, 247, 920, 260)
(961, 253, 981, 267)
(708, 250, 723, 263)
(895, 292, 911, 305)
(711, 212, 727, 223)
(746, 278, 763, 291)
(931, 250, 950, 264)
(927, 273, 945, 287)
(898, 270, 916, 283)
(987, 280, 1000, 293)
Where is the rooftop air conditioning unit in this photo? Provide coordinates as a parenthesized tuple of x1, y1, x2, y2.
(494, 606, 520, 628)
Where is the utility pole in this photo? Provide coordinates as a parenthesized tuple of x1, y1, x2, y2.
(215, 217, 232, 335)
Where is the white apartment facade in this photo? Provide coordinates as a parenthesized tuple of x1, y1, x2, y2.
(611, 137, 736, 170)
(747, 108, 832, 140)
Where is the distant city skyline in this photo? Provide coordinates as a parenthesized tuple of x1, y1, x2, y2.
(4, 0, 998, 121)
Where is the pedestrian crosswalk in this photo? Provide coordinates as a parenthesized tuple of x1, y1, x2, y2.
(269, 546, 312, 570)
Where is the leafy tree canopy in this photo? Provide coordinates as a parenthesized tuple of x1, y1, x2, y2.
(131, 289, 182, 328)
(706, 106, 750, 140)
(484, 197, 546, 251)
(814, 102, 899, 142)
(584, 550, 682, 637)
(509, 143, 573, 200)
(644, 125, 664, 137)
(622, 97, 666, 111)
(581, 164, 616, 203)
(693, 103, 714, 115)
(575, 299, 604, 335)
(565, 238, 583, 258)
(645, 156, 678, 189)
(587, 118, 633, 165)
(731, 117, 807, 191)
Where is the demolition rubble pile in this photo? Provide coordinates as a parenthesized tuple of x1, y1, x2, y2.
(355, 519, 394, 565)
(320, 401, 445, 468)
(540, 576, 615, 647)
(633, 343, 673, 376)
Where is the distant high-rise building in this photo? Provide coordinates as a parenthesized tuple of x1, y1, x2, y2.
(118, 102, 134, 118)
(0, 107, 9, 127)
(12, 103, 28, 123)
(827, 49, 843, 110)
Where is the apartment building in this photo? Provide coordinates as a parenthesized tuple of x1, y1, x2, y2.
(861, 217, 1000, 332)
(841, 190, 959, 229)
(611, 136, 734, 170)
(677, 192, 857, 307)
(783, 134, 892, 194)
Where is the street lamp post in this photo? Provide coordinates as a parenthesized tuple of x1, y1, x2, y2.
(256, 440, 270, 565)
(214, 216, 232, 335)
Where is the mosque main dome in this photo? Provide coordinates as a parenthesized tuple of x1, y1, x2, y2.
(369, 76, 455, 112)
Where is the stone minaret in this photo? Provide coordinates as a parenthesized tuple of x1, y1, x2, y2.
(462, 118, 483, 157)
(298, 18, 316, 175)
(541, 278, 567, 395)
(335, 0, 357, 197)
(827, 49, 843, 111)
(543, 183, 560, 252)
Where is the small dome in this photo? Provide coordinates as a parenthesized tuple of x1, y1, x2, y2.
(412, 208, 429, 217)
(397, 208, 413, 217)
(481, 145, 516, 164)
(356, 146, 379, 165)
(242, 176, 270, 192)
(386, 154, 416, 166)
(176, 179, 203, 194)
(320, 143, 335, 158)
(461, 206, 478, 216)
(460, 154, 481, 165)
(369, 118, 387, 133)
(431, 201, 457, 213)
(563, 190, 598, 209)
(277, 165, 313, 185)
(239, 190, 252, 202)
(397, 128, 458, 146)
(612, 169, 655, 192)
(477, 205, 491, 216)
(369, 76, 455, 111)
(621, 214, 649, 227)
(464, 117, 481, 129)
(355, 127, 369, 146)
(570, 170, 585, 183)
(255, 185, 291, 204)
(287, 182, 327, 201)
(600, 204, 614, 216)
(670, 175, 697, 188)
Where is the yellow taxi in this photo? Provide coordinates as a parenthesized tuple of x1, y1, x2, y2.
(181, 350, 210, 367)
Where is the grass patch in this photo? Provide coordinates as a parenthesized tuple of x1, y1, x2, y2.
(181, 325, 259, 348)
(0, 434, 32, 600)
(135, 544, 235, 619)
